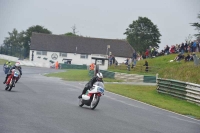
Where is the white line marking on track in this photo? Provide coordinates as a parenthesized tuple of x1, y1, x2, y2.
(169, 116, 200, 125)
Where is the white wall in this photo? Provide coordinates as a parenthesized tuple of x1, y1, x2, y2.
(30, 51, 111, 70)
(114, 56, 128, 64)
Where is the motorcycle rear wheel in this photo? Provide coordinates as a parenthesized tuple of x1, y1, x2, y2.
(90, 95, 100, 110)
(8, 80, 14, 91)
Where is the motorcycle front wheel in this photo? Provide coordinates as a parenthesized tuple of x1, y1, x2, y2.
(90, 94, 100, 110)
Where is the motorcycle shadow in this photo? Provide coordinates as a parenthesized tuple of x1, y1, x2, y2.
(3, 89, 19, 93)
(78, 106, 100, 111)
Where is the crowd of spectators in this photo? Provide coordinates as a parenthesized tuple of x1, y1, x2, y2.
(141, 40, 200, 60)
(108, 40, 200, 70)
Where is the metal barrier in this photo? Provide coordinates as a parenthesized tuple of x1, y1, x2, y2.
(88, 70, 156, 83)
(59, 64, 87, 69)
(193, 54, 200, 66)
(88, 70, 115, 79)
(157, 78, 200, 104)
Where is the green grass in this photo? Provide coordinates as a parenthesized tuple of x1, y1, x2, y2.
(105, 84, 200, 119)
(109, 53, 200, 84)
(45, 69, 122, 82)
(0, 59, 15, 66)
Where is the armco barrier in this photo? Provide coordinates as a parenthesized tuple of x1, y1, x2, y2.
(88, 70, 115, 79)
(89, 70, 157, 83)
(144, 76, 156, 83)
(157, 78, 200, 104)
(59, 64, 87, 69)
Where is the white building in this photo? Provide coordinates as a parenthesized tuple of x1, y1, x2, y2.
(30, 33, 135, 70)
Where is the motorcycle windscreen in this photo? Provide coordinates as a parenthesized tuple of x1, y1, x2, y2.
(93, 81, 104, 88)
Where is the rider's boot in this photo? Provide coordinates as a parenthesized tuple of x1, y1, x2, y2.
(3, 77, 7, 84)
(78, 95, 82, 99)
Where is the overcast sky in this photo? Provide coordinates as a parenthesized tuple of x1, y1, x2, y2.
(0, 0, 199, 51)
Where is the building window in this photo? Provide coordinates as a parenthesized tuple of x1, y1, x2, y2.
(36, 51, 47, 55)
(60, 53, 67, 57)
(42, 51, 47, 55)
(36, 51, 42, 55)
(80, 54, 88, 59)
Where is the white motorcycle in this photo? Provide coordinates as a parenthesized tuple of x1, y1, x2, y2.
(78, 81, 105, 110)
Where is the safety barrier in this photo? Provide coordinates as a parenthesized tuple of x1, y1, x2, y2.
(88, 70, 115, 79)
(193, 54, 200, 66)
(59, 64, 87, 69)
(88, 70, 156, 83)
(157, 78, 200, 104)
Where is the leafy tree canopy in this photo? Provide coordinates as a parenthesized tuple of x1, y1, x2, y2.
(124, 17, 161, 53)
(64, 32, 77, 36)
(3, 25, 52, 58)
(23, 25, 52, 57)
(191, 13, 200, 37)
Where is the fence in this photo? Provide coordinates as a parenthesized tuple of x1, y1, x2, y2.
(89, 70, 156, 83)
(59, 64, 87, 69)
(109, 64, 160, 74)
(157, 78, 200, 104)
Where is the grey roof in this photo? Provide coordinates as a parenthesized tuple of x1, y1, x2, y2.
(30, 33, 135, 57)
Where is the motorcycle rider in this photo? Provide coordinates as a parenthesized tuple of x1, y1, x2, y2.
(3, 62, 22, 84)
(78, 72, 103, 98)
(3, 61, 12, 74)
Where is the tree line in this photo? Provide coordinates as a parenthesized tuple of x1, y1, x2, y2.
(1, 25, 52, 59)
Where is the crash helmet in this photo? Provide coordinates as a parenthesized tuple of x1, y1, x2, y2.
(15, 62, 20, 68)
(96, 72, 103, 81)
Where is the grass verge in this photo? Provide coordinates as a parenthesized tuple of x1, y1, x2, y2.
(105, 84, 200, 119)
(45, 69, 122, 82)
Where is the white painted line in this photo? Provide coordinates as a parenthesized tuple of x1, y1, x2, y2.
(169, 116, 200, 125)
(104, 95, 144, 109)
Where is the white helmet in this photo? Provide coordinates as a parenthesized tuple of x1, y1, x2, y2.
(15, 62, 20, 67)
(96, 72, 103, 79)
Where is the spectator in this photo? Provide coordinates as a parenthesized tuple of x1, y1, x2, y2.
(145, 49, 149, 58)
(125, 58, 128, 65)
(185, 54, 190, 61)
(170, 45, 176, 53)
(127, 58, 132, 71)
(132, 52, 137, 68)
(180, 43, 185, 54)
(195, 41, 199, 52)
(165, 45, 170, 55)
(112, 55, 116, 65)
(192, 41, 197, 52)
(115, 60, 118, 67)
(109, 55, 112, 66)
(184, 42, 188, 53)
(190, 42, 193, 52)
(174, 53, 184, 62)
(197, 41, 200, 52)
(143, 60, 148, 72)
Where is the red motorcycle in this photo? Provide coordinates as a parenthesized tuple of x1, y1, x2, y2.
(5, 69, 20, 91)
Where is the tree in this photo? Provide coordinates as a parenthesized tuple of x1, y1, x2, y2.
(22, 25, 52, 58)
(191, 13, 200, 37)
(64, 32, 77, 36)
(124, 17, 161, 53)
(3, 28, 23, 56)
